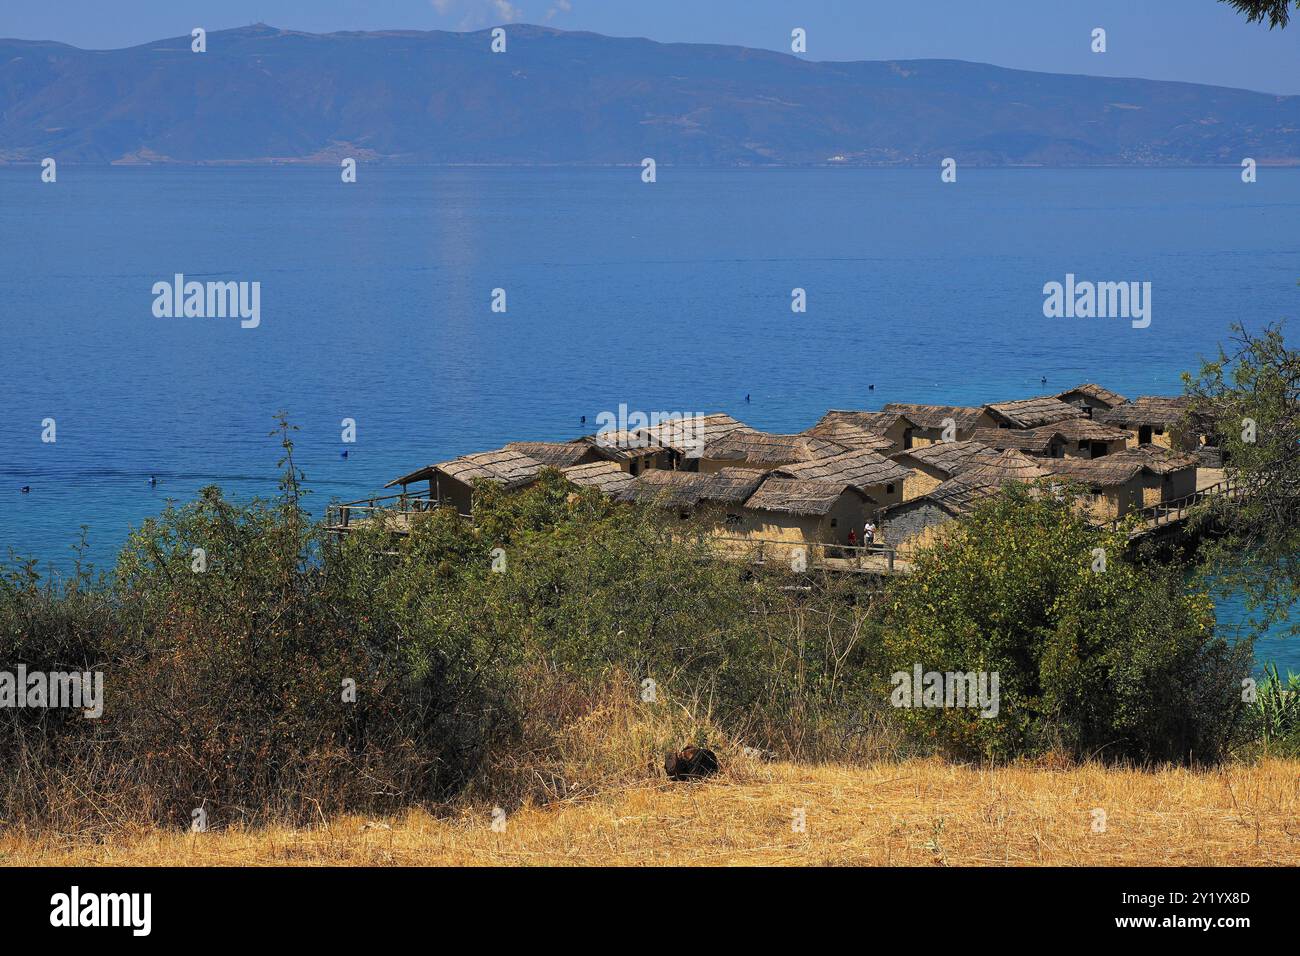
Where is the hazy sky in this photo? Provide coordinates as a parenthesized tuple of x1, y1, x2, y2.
(3, 0, 1299, 94)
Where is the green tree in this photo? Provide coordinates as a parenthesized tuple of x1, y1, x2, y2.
(882, 484, 1249, 763)
(1185, 321, 1300, 636)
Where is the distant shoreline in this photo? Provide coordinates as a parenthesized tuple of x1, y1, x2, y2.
(4, 161, 1300, 169)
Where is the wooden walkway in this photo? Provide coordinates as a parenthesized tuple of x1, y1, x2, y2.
(705, 536, 910, 576)
(325, 493, 465, 534)
(1103, 473, 1241, 539)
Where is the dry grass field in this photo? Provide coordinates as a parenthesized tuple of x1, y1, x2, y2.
(4, 756, 1297, 866)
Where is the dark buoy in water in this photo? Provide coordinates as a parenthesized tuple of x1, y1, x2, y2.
(1040, 376, 1047, 385)
(744, 393, 751, 403)
(868, 384, 875, 391)
(580, 415, 586, 424)
(21, 485, 31, 494)
(341, 449, 349, 459)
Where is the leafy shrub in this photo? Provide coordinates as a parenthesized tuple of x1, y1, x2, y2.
(881, 483, 1252, 763)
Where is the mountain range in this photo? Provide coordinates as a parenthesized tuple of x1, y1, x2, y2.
(2, 23, 1298, 166)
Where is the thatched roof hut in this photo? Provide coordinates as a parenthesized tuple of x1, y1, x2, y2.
(1042, 418, 1132, 444)
(1098, 396, 1192, 428)
(801, 418, 896, 453)
(615, 467, 767, 510)
(576, 429, 666, 460)
(925, 476, 1003, 515)
(773, 448, 911, 489)
(984, 396, 1085, 429)
(891, 440, 999, 478)
(1110, 444, 1199, 504)
(506, 441, 602, 468)
(701, 429, 847, 469)
(969, 427, 1064, 456)
(957, 449, 1053, 484)
(615, 469, 719, 508)
(1110, 443, 1199, 474)
(742, 479, 873, 516)
(560, 461, 637, 496)
(813, 410, 915, 435)
(709, 467, 771, 503)
(1056, 383, 1128, 412)
(807, 409, 917, 453)
(1045, 457, 1146, 487)
(385, 447, 545, 490)
(882, 403, 990, 432)
(1098, 396, 1205, 451)
(638, 412, 748, 458)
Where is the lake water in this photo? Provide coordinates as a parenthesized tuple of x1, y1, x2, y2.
(1, 166, 1296, 673)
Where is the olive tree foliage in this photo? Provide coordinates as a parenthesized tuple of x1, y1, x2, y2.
(1185, 321, 1300, 636)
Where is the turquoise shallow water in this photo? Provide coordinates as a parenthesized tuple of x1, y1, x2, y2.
(0, 166, 1295, 672)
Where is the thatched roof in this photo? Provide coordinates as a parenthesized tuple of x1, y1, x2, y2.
(773, 448, 911, 488)
(1098, 395, 1193, 428)
(576, 430, 667, 463)
(703, 429, 846, 465)
(811, 410, 916, 436)
(802, 419, 896, 452)
(1056, 383, 1128, 408)
(710, 467, 771, 503)
(742, 479, 870, 517)
(1039, 418, 1131, 443)
(984, 396, 1085, 429)
(560, 461, 636, 495)
(637, 413, 748, 456)
(1110, 444, 1199, 475)
(506, 441, 597, 468)
(1045, 457, 1146, 487)
(969, 427, 1061, 455)
(958, 449, 1053, 483)
(615, 469, 718, 508)
(883, 403, 987, 431)
(889, 451, 1048, 520)
(388, 447, 545, 489)
(919, 476, 1003, 516)
(891, 440, 1000, 477)
(614, 467, 767, 509)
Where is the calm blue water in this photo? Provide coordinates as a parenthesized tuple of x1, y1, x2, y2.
(1, 166, 1296, 672)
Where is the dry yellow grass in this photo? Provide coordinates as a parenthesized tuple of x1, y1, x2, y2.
(4, 756, 1297, 866)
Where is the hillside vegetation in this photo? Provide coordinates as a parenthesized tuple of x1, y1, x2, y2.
(3, 412, 1291, 848)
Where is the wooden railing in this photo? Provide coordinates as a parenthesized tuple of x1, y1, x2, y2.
(1104, 476, 1241, 534)
(705, 535, 899, 573)
(325, 493, 460, 531)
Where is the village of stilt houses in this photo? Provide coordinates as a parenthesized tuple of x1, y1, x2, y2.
(329, 385, 1236, 576)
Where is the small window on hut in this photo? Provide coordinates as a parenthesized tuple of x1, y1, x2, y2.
(830, 518, 838, 528)
(886, 483, 895, 494)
